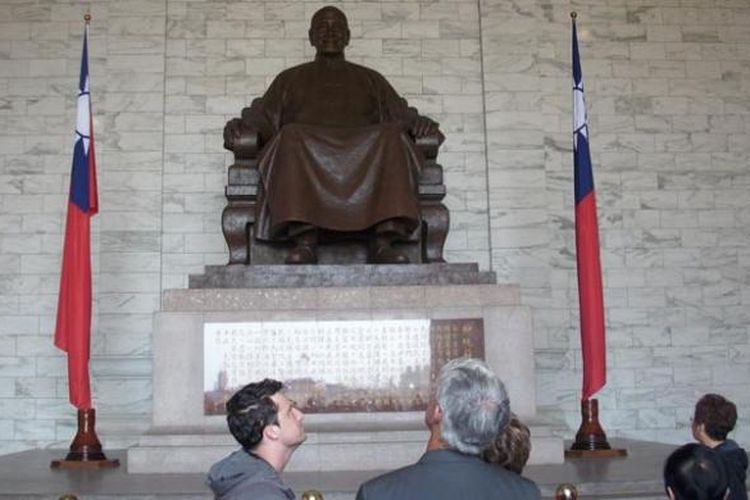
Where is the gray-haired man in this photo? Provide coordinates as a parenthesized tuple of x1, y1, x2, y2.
(356, 358, 541, 500)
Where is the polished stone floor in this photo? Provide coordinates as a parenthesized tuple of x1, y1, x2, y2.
(0, 439, 730, 500)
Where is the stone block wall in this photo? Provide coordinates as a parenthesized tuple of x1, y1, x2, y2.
(481, 0, 750, 444)
(0, 0, 165, 452)
(0, 0, 748, 455)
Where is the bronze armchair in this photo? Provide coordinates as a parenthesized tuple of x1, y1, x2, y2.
(221, 98, 449, 265)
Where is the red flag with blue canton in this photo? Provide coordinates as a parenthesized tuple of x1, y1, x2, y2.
(54, 23, 98, 410)
(572, 18, 606, 400)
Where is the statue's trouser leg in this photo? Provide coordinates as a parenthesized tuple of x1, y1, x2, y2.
(285, 223, 318, 264)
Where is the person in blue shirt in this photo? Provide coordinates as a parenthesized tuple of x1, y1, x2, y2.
(692, 393, 748, 500)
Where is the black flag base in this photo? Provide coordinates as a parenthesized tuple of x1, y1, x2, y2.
(565, 398, 627, 458)
(50, 408, 120, 469)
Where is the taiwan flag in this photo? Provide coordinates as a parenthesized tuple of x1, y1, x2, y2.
(572, 18, 606, 400)
(54, 22, 98, 410)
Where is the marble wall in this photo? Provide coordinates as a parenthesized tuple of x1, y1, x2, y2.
(480, 0, 750, 444)
(0, 0, 165, 452)
(481, 1, 750, 442)
(0, 0, 748, 455)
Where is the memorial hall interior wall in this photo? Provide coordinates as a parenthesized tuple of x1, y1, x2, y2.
(0, 0, 748, 455)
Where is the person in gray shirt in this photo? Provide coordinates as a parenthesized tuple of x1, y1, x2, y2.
(356, 358, 541, 500)
(207, 379, 306, 499)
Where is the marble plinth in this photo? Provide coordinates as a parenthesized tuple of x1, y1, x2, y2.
(128, 282, 562, 473)
(3, 440, 701, 499)
(189, 263, 497, 288)
(127, 422, 563, 474)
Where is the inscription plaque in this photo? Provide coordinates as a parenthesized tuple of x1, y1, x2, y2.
(203, 318, 484, 415)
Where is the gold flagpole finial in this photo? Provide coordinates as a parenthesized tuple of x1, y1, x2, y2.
(84, 13, 91, 24)
(570, 11, 578, 21)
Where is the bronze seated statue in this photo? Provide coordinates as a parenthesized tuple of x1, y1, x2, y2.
(221, 6, 449, 266)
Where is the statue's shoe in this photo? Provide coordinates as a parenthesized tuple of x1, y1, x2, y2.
(286, 245, 318, 264)
(372, 245, 409, 264)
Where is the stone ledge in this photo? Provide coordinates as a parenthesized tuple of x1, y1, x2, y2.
(163, 283, 520, 312)
(188, 263, 496, 289)
(127, 424, 562, 474)
(0, 440, 685, 499)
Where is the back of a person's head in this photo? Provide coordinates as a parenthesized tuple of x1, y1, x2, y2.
(226, 378, 283, 450)
(664, 443, 729, 500)
(437, 358, 510, 455)
(482, 414, 531, 474)
(693, 393, 737, 441)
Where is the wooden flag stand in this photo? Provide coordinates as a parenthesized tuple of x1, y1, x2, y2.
(51, 408, 119, 469)
(565, 399, 627, 458)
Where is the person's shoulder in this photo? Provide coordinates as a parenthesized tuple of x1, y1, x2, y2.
(512, 473, 542, 496)
(207, 450, 292, 500)
(718, 440, 749, 463)
(362, 462, 420, 486)
(207, 449, 252, 484)
(219, 467, 293, 500)
(346, 60, 388, 81)
(357, 462, 420, 496)
(269, 62, 314, 84)
(485, 465, 541, 499)
(221, 479, 293, 500)
(242, 480, 293, 498)
(347, 60, 379, 73)
(358, 458, 541, 500)
(287, 61, 315, 72)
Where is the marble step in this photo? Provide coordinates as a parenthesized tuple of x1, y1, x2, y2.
(1, 441, 705, 499)
(127, 424, 564, 474)
(188, 263, 497, 289)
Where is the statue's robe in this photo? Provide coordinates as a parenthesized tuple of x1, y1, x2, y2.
(246, 57, 425, 241)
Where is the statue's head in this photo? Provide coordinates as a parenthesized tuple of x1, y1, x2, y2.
(309, 6, 350, 57)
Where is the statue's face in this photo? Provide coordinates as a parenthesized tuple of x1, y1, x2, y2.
(309, 9, 350, 55)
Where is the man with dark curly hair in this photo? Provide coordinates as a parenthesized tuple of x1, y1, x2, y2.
(692, 393, 748, 500)
(207, 379, 306, 499)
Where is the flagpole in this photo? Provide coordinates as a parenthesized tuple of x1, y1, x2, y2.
(51, 13, 118, 470)
(564, 11, 626, 459)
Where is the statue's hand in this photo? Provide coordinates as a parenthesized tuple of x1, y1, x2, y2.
(411, 116, 439, 139)
(223, 118, 243, 151)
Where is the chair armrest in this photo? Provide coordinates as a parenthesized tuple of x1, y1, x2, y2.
(414, 131, 444, 160)
(224, 118, 260, 160)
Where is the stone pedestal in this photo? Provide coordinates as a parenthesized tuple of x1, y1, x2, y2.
(189, 262, 497, 288)
(127, 275, 563, 473)
(128, 422, 563, 474)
